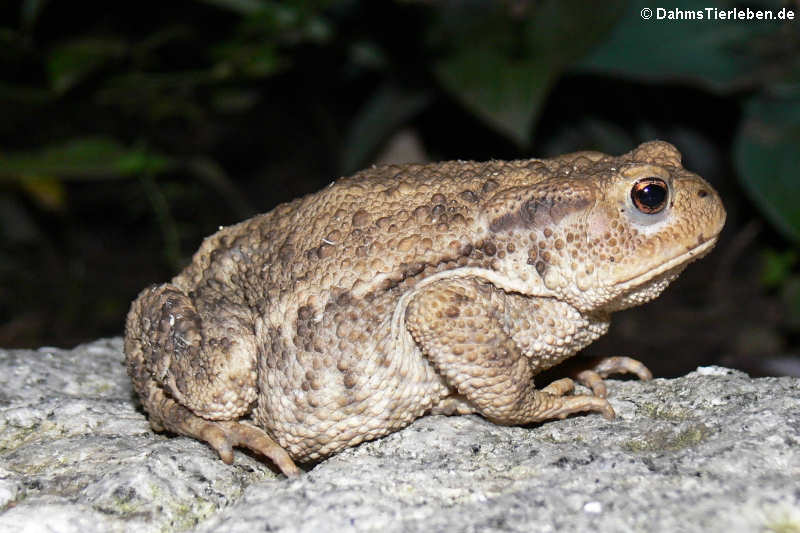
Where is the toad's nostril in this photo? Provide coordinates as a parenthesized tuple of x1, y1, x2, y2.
(697, 189, 709, 198)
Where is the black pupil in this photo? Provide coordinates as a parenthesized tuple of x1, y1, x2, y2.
(637, 182, 666, 208)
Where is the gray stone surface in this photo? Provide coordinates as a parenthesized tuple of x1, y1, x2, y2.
(0, 339, 798, 533)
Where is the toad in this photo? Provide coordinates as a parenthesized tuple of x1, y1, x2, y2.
(125, 141, 726, 476)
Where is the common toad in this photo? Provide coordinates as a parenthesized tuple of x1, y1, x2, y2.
(125, 141, 726, 476)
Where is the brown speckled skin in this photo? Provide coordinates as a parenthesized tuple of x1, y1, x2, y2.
(124, 141, 726, 476)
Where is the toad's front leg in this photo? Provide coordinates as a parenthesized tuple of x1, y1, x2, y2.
(406, 277, 615, 424)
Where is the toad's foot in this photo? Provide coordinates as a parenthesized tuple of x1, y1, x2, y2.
(145, 388, 300, 477)
(204, 420, 301, 477)
(186, 415, 300, 477)
(576, 356, 653, 398)
(538, 377, 615, 420)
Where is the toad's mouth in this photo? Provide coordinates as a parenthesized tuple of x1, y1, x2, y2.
(614, 234, 720, 291)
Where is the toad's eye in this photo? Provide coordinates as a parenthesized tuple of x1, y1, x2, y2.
(631, 177, 668, 214)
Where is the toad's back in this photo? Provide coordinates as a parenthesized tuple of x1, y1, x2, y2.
(172, 158, 557, 314)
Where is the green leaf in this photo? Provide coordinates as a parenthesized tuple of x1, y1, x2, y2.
(436, 47, 555, 148)
(47, 38, 127, 93)
(210, 1, 333, 75)
(761, 249, 798, 287)
(340, 84, 431, 174)
(734, 90, 800, 243)
(578, 0, 786, 91)
(0, 137, 175, 180)
(201, 0, 333, 42)
(432, 0, 625, 146)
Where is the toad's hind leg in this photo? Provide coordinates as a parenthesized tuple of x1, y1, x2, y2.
(406, 278, 614, 425)
(124, 284, 299, 476)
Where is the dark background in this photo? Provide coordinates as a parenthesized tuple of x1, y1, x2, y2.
(1, 0, 798, 378)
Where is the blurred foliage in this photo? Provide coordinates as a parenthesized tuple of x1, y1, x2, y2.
(430, 0, 626, 146)
(734, 92, 800, 244)
(0, 0, 799, 349)
(0, 137, 174, 180)
(761, 249, 798, 288)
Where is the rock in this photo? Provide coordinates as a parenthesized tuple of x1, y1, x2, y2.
(0, 339, 798, 533)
